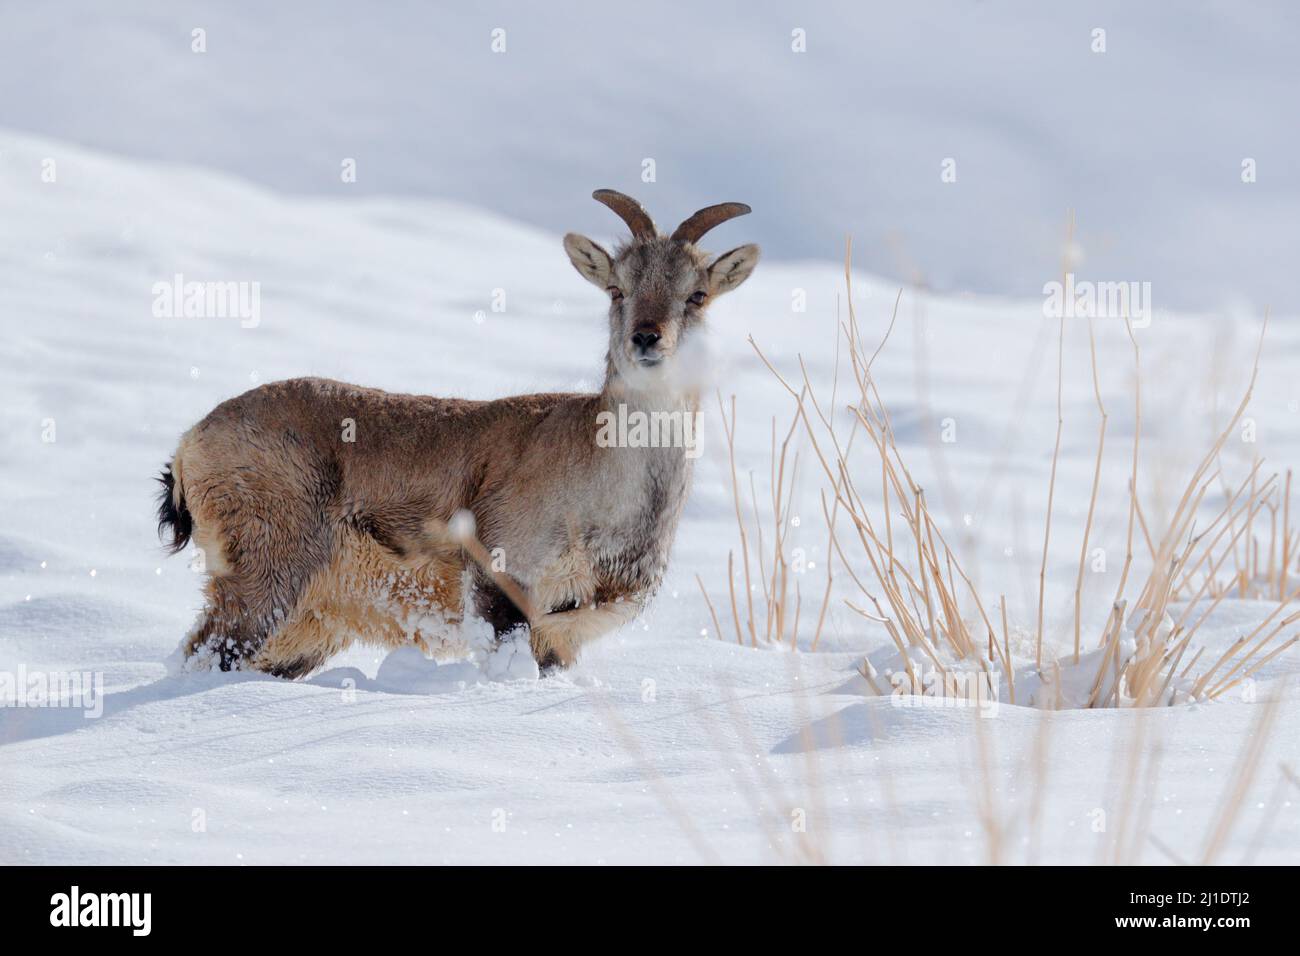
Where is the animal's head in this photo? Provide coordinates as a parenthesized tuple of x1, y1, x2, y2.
(564, 189, 760, 391)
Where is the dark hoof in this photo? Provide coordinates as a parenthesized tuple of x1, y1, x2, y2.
(536, 652, 565, 675)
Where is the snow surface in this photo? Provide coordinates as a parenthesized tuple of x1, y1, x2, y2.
(1, 131, 1298, 864)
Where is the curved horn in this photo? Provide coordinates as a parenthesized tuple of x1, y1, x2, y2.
(670, 202, 752, 244)
(592, 189, 656, 239)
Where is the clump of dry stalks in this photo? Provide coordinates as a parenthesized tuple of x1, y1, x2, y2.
(1188, 465, 1299, 603)
(709, 240, 1296, 709)
(695, 393, 827, 650)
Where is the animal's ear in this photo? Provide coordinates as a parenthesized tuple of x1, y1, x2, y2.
(563, 233, 613, 288)
(707, 244, 761, 296)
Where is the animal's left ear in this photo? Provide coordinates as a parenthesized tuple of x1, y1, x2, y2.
(707, 244, 761, 296)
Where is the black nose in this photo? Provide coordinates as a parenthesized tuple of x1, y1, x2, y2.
(631, 331, 660, 351)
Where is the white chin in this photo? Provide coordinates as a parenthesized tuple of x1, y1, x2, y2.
(621, 357, 667, 390)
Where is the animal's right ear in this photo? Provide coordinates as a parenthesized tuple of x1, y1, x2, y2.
(563, 233, 613, 288)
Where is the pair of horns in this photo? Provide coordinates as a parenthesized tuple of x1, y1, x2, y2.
(592, 189, 751, 244)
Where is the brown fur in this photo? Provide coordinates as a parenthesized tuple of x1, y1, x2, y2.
(164, 192, 759, 677)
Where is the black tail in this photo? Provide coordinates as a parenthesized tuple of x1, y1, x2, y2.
(156, 461, 193, 554)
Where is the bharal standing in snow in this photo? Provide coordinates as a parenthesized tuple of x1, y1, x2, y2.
(157, 190, 760, 676)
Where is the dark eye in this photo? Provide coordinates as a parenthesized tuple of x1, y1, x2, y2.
(607, 286, 624, 302)
(688, 290, 707, 306)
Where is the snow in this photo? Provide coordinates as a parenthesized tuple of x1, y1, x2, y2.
(2, 130, 1299, 864)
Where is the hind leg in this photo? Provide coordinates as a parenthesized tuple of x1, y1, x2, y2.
(179, 506, 335, 673)
(250, 615, 342, 679)
(181, 575, 268, 671)
(251, 535, 467, 678)
(248, 566, 362, 679)
(171, 412, 348, 673)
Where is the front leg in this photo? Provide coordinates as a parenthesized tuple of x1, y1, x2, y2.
(530, 600, 641, 668)
(472, 573, 530, 638)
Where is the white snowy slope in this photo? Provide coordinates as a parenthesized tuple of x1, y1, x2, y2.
(1, 131, 1298, 864)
